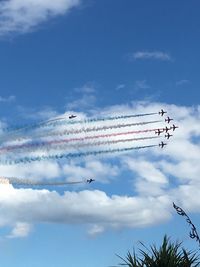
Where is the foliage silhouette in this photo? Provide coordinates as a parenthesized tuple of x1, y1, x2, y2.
(112, 235, 200, 267)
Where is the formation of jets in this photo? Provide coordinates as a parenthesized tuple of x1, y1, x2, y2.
(157, 109, 179, 148)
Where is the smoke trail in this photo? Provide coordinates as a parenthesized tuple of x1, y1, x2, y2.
(41, 136, 160, 152)
(3, 112, 158, 134)
(3, 136, 159, 154)
(0, 177, 86, 186)
(0, 130, 160, 153)
(8, 120, 162, 142)
(0, 145, 157, 165)
(47, 112, 159, 128)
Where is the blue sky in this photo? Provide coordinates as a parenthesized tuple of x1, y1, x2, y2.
(0, 1, 200, 266)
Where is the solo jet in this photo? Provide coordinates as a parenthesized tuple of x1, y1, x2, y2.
(171, 124, 178, 131)
(155, 129, 163, 136)
(159, 142, 167, 148)
(165, 133, 173, 139)
(87, 179, 95, 184)
(163, 126, 171, 133)
(165, 117, 173, 123)
(159, 109, 167, 116)
(69, 115, 77, 119)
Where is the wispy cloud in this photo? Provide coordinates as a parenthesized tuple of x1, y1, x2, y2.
(74, 83, 96, 94)
(7, 222, 32, 238)
(115, 84, 125, 91)
(176, 79, 190, 86)
(134, 80, 150, 90)
(66, 94, 96, 110)
(0, 95, 15, 103)
(131, 51, 172, 61)
(0, 0, 81, 35)
(66, 82, 97, 110)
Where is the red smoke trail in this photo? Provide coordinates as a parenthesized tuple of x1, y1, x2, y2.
(0, 129, 163, 153)
(41, 136, 160, 152)
(6, 120, 162, 142)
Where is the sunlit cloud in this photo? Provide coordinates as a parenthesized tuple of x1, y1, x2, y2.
(0, 101, 200, 237)
(0, 0, 81, 35)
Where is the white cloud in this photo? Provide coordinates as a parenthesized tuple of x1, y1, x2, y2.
(131, 51, 172, 61)
(0, 185, 171, 232)
(74, 83, 96, 94)
(88, 224, 105, 236)
(115, 84, 125, 91)
(66, 82, 97, 110)
(0, 101, 200, 236)
(66, 94, 96, 110)
(7, 222, 32, 238)
(0, 0, 81, 35)
(63, 160, 119, 183)
(0, 161, 61, 181)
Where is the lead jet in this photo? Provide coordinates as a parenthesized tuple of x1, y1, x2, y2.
(159, 109, 167, 116)
(69, 115, 77, 119)
(171, 124, 178, 131)
(87, 179, 95, 184)
(165, 117, 173, 123)
(155, 129, 163, 136)
(163, 126, 171, 133)
(159, 142, 167, 148)
(165, 133, 173, 139)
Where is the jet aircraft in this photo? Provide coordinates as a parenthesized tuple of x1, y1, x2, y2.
(171, 124, 178, 131)
(159, 109, 167, 116)
(163, 126, 171, 133)
(69, 115, 77, 119)
(87, 179, 95, 183)
(165, 117, 173, 123)
(165, 133, 173, 139)
(159, 142, 167, 148)
(155, 129, 163, 135)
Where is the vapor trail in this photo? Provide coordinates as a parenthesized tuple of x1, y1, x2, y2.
(0, 144, 157, 165)
(0, 177, 85, 186)
(3, 112, 158, 134)
(41, 136, 159, 152)
(8, 120, 162, 142)
(0, 131, 160, 153)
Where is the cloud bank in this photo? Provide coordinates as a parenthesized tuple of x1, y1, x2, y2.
(0, 101, 200, 237)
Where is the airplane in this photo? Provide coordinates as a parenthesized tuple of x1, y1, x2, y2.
(159, 109, 167, 116)
(165, 133, 173, 139)
(163, 126, 171, 133)
(87, 179, 95, 184)
(69, 115, 77, 119)
(155, 129, 163, 136)
(171, 124, 178, 131)
(159, 142, 167, 148)
(165, 117, 173, 123)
